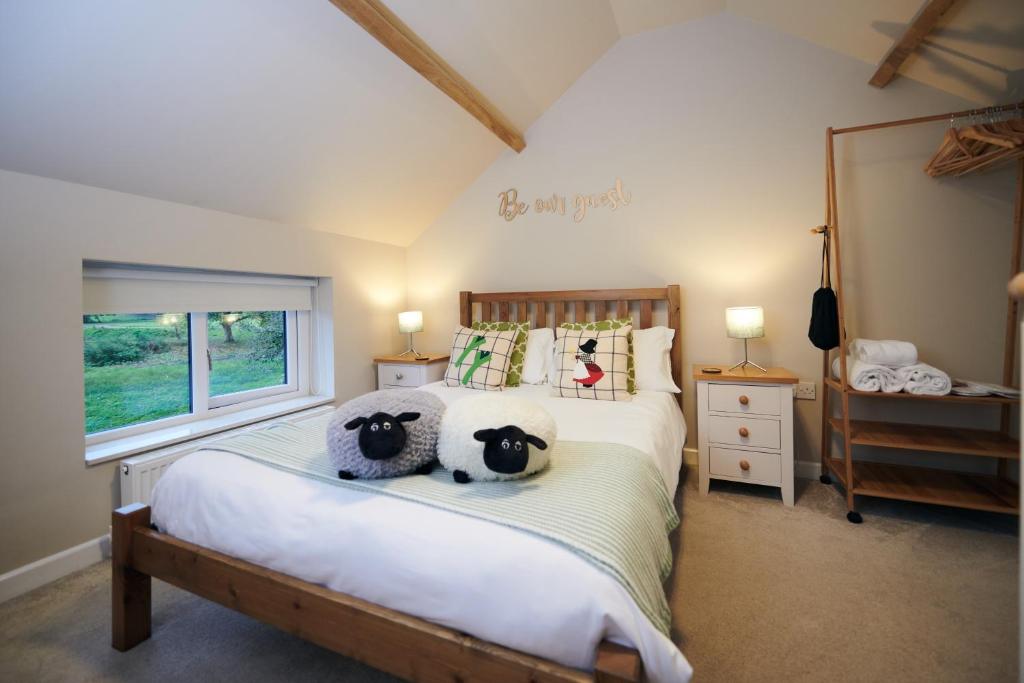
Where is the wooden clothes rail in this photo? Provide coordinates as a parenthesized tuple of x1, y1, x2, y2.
(818, 105, 1023, 524)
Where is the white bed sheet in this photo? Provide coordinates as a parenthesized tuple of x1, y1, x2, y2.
(152, 383, 691, 682)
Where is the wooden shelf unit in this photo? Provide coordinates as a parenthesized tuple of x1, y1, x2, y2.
(825, 458, 1019, 515)
(823, 378, 1019, 406)
(826, 416, 1019, 459)
(819, 114, 1023, 523)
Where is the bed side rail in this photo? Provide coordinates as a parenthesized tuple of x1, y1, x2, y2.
(112, 505, 643, 682)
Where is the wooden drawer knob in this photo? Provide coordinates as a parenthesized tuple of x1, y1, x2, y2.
(739, 459, 751, 471)
(738, 395, 749, 405)
(738, 426, 750, 438)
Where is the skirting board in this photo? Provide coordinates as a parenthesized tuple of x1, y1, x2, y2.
(0, 533, 111, 604)
(683, 447, 822, 479)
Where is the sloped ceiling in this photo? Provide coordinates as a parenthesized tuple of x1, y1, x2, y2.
(610, 0, 1023, 105)
(0, 1, 1020, 247)
(0, 0, 618, 246)
(609, 0, 725, 36)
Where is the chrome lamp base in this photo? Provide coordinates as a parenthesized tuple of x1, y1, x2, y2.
(728, 338, 766, 373)
(395, 333, 420, 357)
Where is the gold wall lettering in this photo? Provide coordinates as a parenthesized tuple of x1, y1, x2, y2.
(497, 188, 528, 221)
(497, 178, 631, 223)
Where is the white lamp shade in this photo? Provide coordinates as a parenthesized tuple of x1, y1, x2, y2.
(398, 310, 424, 334)
(725, 306, 764, 339)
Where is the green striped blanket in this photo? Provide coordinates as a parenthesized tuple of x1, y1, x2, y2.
(204, 413, 679, 635)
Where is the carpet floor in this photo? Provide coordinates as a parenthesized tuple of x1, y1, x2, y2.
(0, 469, 1017, 682)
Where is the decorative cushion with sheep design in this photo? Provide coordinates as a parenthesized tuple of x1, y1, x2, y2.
(326, 389, 444, 479)
(437, 394, 557, 483)
(471, 320, 529, 387)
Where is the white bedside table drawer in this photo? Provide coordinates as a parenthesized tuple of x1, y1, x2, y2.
(707, 414, 780, 450)
(377, 364, 426, 388)
(708, 383, 780, 416)
(709, 446, 781, 484)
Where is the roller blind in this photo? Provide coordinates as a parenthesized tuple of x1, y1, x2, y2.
(82, 264, 316, 314)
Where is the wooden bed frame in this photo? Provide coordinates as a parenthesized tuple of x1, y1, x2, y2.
(112, 286, 683, 683)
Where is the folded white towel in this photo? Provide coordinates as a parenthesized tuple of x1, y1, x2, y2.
(833, 357, 906, 393)
(849, 339, 918, 368)
(895, 363, 951, 396)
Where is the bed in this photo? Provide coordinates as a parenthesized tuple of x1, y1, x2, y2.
(112, 286, 689, 683)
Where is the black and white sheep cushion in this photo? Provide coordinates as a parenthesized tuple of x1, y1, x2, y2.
(327, 389, 445, 479)
(437, 394, 557, 483)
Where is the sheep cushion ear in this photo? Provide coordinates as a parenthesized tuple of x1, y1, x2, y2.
(344, 417, 367, 430)
(473, 428, 497, 442)
(395, 412, 421, 423)
(526, 434, 548, 450)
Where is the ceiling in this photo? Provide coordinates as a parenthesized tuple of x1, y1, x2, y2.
(1, 1, 1020, 247)
(0, 0, 618, 247)
(729, 0, 1023, 106)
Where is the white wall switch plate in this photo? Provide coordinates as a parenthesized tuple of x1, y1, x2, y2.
(795, 381, 816, 400)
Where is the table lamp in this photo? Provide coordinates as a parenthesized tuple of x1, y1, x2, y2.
(397, 310, 423, 357)
(726, 306, 765, 373)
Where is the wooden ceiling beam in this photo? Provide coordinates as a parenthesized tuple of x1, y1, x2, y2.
(869, 0, 959, 89)
(328, 0, 525, 153)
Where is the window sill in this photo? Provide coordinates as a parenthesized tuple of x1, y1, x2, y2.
(85, 394, 335, 466)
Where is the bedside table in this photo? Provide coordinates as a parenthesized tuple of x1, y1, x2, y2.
(694, 364, 797, 506)
(375, 354, 449, 389)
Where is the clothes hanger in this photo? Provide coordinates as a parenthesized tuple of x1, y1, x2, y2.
(925, 106, 1024, 177)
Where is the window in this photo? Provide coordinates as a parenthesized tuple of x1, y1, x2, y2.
(208, 311, 290, 400)
(83, 264, 325, 449)
(83, 313, 191, 434)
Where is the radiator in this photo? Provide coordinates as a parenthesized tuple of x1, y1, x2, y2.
(118, 405, 334, 506)
(119, 449, 187, 506)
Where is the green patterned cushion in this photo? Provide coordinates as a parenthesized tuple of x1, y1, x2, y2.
(559, 318, 636, 393)
(472, 320, 529, 387)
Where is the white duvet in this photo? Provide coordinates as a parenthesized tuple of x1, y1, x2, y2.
(152, 383, 692, 682)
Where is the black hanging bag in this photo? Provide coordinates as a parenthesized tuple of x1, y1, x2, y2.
(808, 229, 839, 350)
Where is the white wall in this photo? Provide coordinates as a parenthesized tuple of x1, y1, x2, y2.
(0, 170, 407, 573)
(406, 14, 1018, 467)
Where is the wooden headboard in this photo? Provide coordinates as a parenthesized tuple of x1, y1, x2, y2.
(459, 286, 682, 408)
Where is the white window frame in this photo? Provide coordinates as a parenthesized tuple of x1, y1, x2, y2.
(84, 309, 314, 448)
(204, 311, 301, 409)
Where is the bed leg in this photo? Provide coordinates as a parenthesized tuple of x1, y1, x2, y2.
(112, 503, 152, 651)
(595, 641, 644, 682)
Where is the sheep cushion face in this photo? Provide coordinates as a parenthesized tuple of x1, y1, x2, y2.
(327, 389, 444, 479)
(438, 395, 557, 483)
(345, 411, 420, 460)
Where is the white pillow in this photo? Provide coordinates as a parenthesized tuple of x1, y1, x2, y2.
(633, 326, 680, 393)
(522, 328, 555, 384)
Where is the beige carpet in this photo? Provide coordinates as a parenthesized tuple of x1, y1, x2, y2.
(0, 470, 1017, 682)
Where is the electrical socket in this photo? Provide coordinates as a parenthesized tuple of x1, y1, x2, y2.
(795, 381, 816, 400)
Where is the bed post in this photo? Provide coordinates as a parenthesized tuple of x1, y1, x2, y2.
(595, 641, 644, 682)
(666, 285, 683, 411)
(112, 503, 152, 651)
(459, 290, 472, 327)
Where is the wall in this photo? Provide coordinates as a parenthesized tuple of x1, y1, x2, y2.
(406, 13, 1018, 468)
(0, 170, 407, 573)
